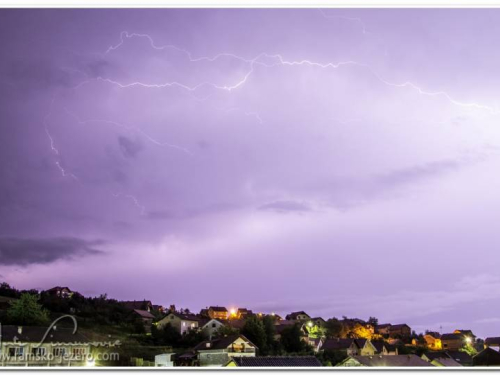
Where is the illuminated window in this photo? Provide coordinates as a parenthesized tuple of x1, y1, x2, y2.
(53, 347, 67, 357)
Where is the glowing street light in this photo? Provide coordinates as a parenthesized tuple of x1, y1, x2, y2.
(465, 336, 472, 344)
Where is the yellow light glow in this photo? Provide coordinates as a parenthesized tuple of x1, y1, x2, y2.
(230, 308, 237, 316)
(465, 337, 472, 344)
(308, 321, 313, 327)
(86, 359, 95, 367)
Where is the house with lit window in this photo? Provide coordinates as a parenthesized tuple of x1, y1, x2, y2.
(157, 312, 200, 335)
(46, 286, 76, 299)
(193, 334, 257, 367)
(285, 311, 311, 321)
(207, 306, 229, 320)
(424, 332, 442, 350)
(0, 325, 113, 367)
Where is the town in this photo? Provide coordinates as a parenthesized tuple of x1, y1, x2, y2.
(0, 283, 499, 368)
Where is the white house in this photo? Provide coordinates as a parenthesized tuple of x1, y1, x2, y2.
(200, 319, 225, 340)
(157, 312, 200, 335)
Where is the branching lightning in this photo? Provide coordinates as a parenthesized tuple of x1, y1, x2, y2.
(95, 31, 499, 116)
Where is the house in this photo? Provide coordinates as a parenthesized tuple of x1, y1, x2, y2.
(208, 306, 229, 320)
(132, 309, 155, 333)
(0, 325, 112, 367)
(321, 338, 359, 356)
(226, 356, 322, 367)
(375, 324, 392, 336)
(157, 312, 200, 335)
(274, 321, 307, 341)
(354, 339, 377, 356)
(424, 332, 442, 350)
(372, 341, 398, 355)
(441, 333, 466, 351)
(200, 319, 225, 340)
(446, 350, 473, 366)
(154, 353, 175, 367)
(309, 317, 327, 328)
(236, 308, 254, 319)
(120, 300, 153, 313)
(337, 354, 434, 367)
(199, 308, 209, 318)
(454, 329, 476, 343)
(485, 337, 500, 350)
(46, 286, 75, 299)
(193, 334, 257, 367)
(285, 311, 311, 321)
(473, 347, 500, 367)
(388, 324, 411, 338)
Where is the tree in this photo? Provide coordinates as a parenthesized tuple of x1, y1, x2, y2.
(262, 315, 280, 355)
(280, 323, 310, 354)
(368, 317, 378, 326)
(241, 316, 267, 354)
(151, 323, 182, 346)
(325, 318, 344, 338)
(7, 293, 50, 325)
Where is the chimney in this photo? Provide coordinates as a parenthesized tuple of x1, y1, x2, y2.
(17, 326, 23, 334)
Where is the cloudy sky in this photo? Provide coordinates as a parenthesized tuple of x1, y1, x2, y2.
(1, 8, 500, 337)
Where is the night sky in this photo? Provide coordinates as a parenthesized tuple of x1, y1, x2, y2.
(1, 8, 500, 337)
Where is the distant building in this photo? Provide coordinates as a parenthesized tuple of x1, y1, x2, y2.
(424, 332, 442, 350)
(157, 312, 200, 335)
(46, 287, 75, 299)
(236, 308, 254, 319)
(485, 337, 500, 351)
(208, 306, 229, 320)
(226, 356, 322, 367)
(388, 324, 411, 338)
(337, 354, 433, 367)
(285, 311, 311, 321)
(441, 333, 466, 351)
(375, 324, 391, 336)
(193, 334, 257, 367)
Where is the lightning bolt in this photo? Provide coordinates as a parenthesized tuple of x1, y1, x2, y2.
(111, 191, 146, 215)
(43, 97, 78, 181)
(91, 31, 499, 116)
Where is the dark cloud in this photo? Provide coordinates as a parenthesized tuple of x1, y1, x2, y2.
(3, 59, 76, 90)
(118, 136, 144, 159)
(0, 237, 104, 266)
(259, 200, 312, 213)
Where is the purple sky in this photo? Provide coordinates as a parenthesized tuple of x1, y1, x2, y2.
(1, 8, 500, 338)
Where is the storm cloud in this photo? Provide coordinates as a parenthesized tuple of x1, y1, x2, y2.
(0, 237, 104, 266)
